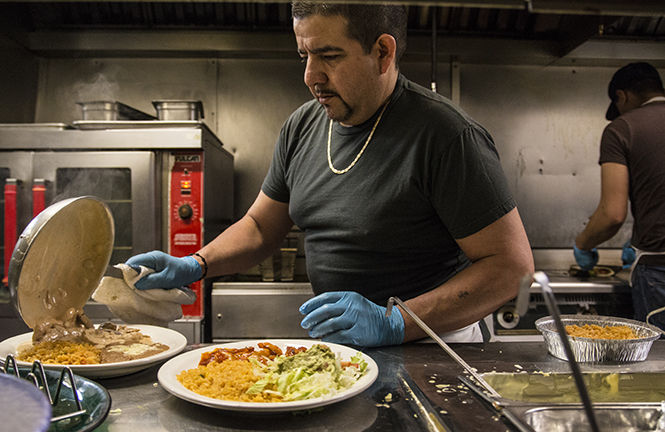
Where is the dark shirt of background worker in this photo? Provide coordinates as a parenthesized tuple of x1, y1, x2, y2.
(574, 62, 665, 330)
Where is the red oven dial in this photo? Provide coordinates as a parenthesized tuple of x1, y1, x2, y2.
(172, 200, 200, 223)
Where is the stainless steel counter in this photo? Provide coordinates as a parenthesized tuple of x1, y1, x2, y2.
(95, 340, 665, 431)
(210, 275, 634, 344)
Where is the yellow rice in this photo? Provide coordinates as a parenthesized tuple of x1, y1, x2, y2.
(17, 341, 101, 365)
(566, 324, 637, 340)
(177, 359, 282, 402)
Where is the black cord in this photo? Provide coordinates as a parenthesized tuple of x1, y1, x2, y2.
(192, 252, 208, 281)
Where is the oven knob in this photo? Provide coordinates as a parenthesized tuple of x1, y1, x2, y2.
(497, 306, 520, 329)
(178, 204, 193, 220)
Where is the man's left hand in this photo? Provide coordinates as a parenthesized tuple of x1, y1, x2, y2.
(622, 240, 636, 268)
(299, 291, 404, 347)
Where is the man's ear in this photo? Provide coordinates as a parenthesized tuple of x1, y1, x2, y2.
(375, 34, 397, 74)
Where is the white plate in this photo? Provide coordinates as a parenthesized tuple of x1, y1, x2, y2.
(0, 325, 187, 378)
(157, 339, 379, 412)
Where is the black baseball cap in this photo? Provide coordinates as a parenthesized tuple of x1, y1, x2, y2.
(606, 62, 664, 121)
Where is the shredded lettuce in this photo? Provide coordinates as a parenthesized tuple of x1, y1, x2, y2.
(246, 345, 368, 401)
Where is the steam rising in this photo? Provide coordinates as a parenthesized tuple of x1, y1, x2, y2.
(74, 72, 120, 103)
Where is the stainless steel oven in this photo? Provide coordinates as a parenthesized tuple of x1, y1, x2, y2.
(0, 122, 233, 342)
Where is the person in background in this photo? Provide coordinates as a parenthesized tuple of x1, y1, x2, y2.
(126, 2, 534, 346)
(574, 62, 665, 330)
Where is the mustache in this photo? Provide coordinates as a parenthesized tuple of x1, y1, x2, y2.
(313, 86, 337, 97)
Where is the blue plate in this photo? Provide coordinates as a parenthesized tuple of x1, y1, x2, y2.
(2, 368, 112, 432)
(0, 373, 52, 432)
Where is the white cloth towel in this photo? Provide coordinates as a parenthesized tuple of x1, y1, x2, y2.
(438, 322, 483, 342)
(416, 322, 484, 344)
(92, 264, 196, 326)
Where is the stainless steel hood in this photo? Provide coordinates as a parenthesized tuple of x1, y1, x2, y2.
(1, 1, 664, 66)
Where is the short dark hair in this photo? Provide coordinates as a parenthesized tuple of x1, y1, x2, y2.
(291, 2, 407, 64)
(605, 62, 664, 120)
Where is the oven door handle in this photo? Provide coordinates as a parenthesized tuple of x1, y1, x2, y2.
(3, 178, 18, 286)
(32, 178, 47, 217)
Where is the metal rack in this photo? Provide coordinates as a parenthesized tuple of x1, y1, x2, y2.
(1, 355, 86, 423)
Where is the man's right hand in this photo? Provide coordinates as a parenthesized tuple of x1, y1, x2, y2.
(125, 250, 202, 290)
(299, 291, 405, 347)
(573, 245, 599, 271)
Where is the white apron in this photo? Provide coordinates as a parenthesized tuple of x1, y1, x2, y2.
(419, 321, 483, 343)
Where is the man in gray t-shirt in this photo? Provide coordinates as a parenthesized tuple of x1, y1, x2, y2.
(124, 2, 534, 347)
(262, 74, 516, 309)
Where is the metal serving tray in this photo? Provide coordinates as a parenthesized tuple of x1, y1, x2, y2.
(481, 371, 665, 404)
(524, 404, 665, 432)
(478, 371, 665, 432)
(152, 100, 204, 121)
(76, 101, 155, 121)
(0, 123, 70, 130)
(8, 196, 114, 328)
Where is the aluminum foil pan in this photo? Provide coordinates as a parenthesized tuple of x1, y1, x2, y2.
(535, 315, 661, 363)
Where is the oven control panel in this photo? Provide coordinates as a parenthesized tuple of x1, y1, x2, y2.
(169, 151, 204, 317)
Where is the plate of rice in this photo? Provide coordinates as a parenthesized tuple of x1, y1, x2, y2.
(0, 324, 187, 378)
(157, 339, 379, 412)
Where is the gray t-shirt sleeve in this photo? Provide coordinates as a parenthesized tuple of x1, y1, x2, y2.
(432, 124, 516, 239)
(261, 125, 291, 203)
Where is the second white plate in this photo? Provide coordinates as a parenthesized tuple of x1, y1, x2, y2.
(157, 339, 379, 412)
(0, 325, 187, 378)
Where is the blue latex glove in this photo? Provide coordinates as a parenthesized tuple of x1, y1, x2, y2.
(299, 291, 404, 347)
(573, 245, 599, 271)
(125, 250, 201, 290)
(621, 241, 636, 269)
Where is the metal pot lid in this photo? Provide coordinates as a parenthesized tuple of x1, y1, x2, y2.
(8, 196, 114, 329)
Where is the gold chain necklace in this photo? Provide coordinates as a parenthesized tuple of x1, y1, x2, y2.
(327, 103, 388, 175)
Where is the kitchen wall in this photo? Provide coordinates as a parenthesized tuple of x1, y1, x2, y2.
(4, 35, 659, 260)
(460, 64, 634, 249)
(0, 34, 38, 123)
